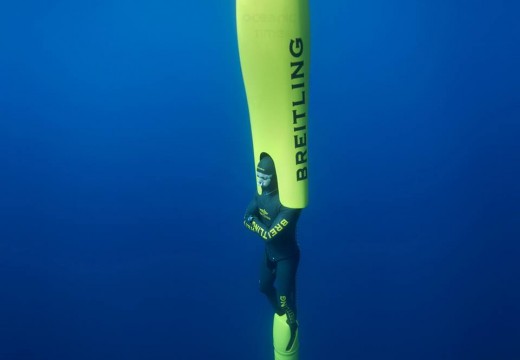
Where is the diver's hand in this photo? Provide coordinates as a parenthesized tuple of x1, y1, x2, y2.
(244, 215, 260, 227)
(243, 215, 255, 231)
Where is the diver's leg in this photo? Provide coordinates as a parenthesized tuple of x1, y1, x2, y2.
(274, 253, 300, 350)
(276, 256, 300, 351)
(259, 252, 282, 314)
(275, 254, 299, 320)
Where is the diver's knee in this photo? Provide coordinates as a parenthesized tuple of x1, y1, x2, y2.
(258, 281, 274, 294)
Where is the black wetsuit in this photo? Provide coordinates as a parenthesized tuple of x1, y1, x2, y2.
(244, 189, 301, 326)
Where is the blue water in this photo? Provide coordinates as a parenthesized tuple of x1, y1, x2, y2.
(1, 1, 519, 359)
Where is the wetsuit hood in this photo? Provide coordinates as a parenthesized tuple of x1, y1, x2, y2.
(257, 155, 278, 193)
(257, 155, 275, 175)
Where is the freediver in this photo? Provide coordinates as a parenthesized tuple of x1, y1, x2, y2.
(243, 154, 301, 351)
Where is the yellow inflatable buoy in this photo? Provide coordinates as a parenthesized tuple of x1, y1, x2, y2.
(236, 0, 310, 210)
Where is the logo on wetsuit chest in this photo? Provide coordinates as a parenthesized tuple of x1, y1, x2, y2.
(259, 208, 271, 221)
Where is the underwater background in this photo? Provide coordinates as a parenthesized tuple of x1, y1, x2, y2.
(1, 0, 519, 359)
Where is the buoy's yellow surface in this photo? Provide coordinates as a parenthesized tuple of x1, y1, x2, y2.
(236, 0, 310, 209)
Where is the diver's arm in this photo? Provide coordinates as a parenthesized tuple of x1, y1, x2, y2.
(243, 196, 259, 231)
(249, 207, 301, 241)
(244, 196, 258, 219)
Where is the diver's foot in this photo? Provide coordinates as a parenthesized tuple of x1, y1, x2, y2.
(285, 320, 298, 351)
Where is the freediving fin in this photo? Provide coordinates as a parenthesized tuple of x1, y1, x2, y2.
(273, 313, 299, 360)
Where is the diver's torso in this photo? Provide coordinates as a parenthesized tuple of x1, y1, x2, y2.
(256, 191, 281, 227)
(256, 191, 300, 261)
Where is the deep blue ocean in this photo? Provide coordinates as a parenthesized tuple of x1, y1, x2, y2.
(1, 1, 519, 359)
